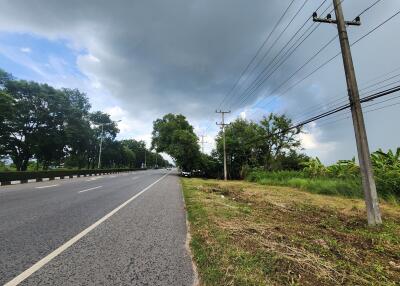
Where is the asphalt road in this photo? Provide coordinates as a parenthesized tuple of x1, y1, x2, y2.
(0, 169, 195, 285)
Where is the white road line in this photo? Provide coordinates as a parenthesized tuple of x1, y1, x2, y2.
(86, 177, 102, 181)
(77, 186, 103, 194)
(4, 172, 170, 286)
(35, 184, 59, 189)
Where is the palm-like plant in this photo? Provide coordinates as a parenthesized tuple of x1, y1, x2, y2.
(301, 157, 327, 178)
(327, 157, 360, 179)
(371, 148, 400, 171)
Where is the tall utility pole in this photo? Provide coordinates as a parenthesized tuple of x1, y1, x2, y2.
(199, 135, 207, 153)
(313, 0, 382, 225)
(216, 110, 230, 181)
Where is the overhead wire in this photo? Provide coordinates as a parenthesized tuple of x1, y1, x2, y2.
(291, 71, 400, 122)
(290, 65, 400, 122)
(217, 0, 297, 109)
(233, 85, 400, 148)
(356, 0, 383, 18)
(316, 97, 400, 128)
(230, 2, 335, 110)
(253, 7, 400, 113)
(226, 0, 311, 109)
(211, 0, 397, 146)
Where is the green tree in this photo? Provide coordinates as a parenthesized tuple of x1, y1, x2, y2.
(2, 80, 56, 170)
(120, 139, 147, 168)
(0, 91, 15, 158)
(215, 118, 260, 178)
(87, 111, 119, 169)
(151, 113, 200, 171)
(257, 113, 302, 170)
(63, 89, 93, 169)
(215, 114, 304, 178)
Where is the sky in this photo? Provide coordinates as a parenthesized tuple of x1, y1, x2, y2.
(0, 0, 399, 164)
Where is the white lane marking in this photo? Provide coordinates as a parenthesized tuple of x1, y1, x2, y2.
(77, 186, 103, 194)
(5, 172, 170, 286)
(85, 176, 102, 182)
(35, 184, 59, 189)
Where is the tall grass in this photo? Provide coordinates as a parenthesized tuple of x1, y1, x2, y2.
(246, 170, 363, 198)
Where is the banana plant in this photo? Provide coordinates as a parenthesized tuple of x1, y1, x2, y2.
(301, 157, 327, 178)
(327, 157, 359, 179)
(371, 148, 400, 172)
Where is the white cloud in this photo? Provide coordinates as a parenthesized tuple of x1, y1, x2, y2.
(20, 47, 31, 53)
(299, 132, 317, 149)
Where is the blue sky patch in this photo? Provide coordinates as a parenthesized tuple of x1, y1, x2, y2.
(0, 31, 86, 82)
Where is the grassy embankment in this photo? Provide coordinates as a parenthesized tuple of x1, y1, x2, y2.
(182, 178, 400, 285)
(246, 170, 399, 203)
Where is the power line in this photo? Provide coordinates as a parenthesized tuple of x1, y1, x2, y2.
(231, 6, 334, 110)
(217, 0, 297, 109)
(237, 85, 400, 149)
(232, 22, 322, 109)
(317, 96, 400, 128)
(292, 71, 400, 123)
(267, 35, 338, 98)
(360, 72, 400, 92)
(313, 91, 400, 125)
(357, 0, 384, 18)
(232, 1, 343, 111)
(290, 85, 400, 129)
(292, 66, 400, 122)
(226, 0, 311, 109)
(255, 8, 400, 112)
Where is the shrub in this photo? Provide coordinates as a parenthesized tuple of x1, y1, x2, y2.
(0, 168, 144, 183)
(374, 169, 400, 199)
(245, 148, 400, 201)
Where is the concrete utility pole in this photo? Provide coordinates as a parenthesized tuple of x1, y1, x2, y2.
(199, 135, 207, 153)
(216, 110, 230, 181)
(313, 0, 382, 225)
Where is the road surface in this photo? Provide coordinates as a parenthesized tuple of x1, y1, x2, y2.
(0, 169, 195, 285)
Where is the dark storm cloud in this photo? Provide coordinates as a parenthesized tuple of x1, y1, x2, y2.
(0, 0, 399, 162)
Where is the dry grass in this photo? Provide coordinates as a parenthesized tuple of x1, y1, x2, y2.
(182, 178, 400, 286)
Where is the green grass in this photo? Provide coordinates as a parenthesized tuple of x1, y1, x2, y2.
(246, 170, 400, 200)
(182, 178, 400, 285)
(259, 177, 361, 197)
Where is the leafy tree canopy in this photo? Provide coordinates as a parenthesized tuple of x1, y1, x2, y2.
(151, 113, 200, 170)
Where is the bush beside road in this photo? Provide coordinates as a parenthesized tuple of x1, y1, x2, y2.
(0, 168, 146, 185)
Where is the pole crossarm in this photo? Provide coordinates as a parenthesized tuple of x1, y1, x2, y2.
(313, 12, 361, 26)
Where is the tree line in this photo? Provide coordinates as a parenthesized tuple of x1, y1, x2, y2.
(151, 113, 399, 199)
(151, 113, 305, 178)
(0, 68, 169, 171)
